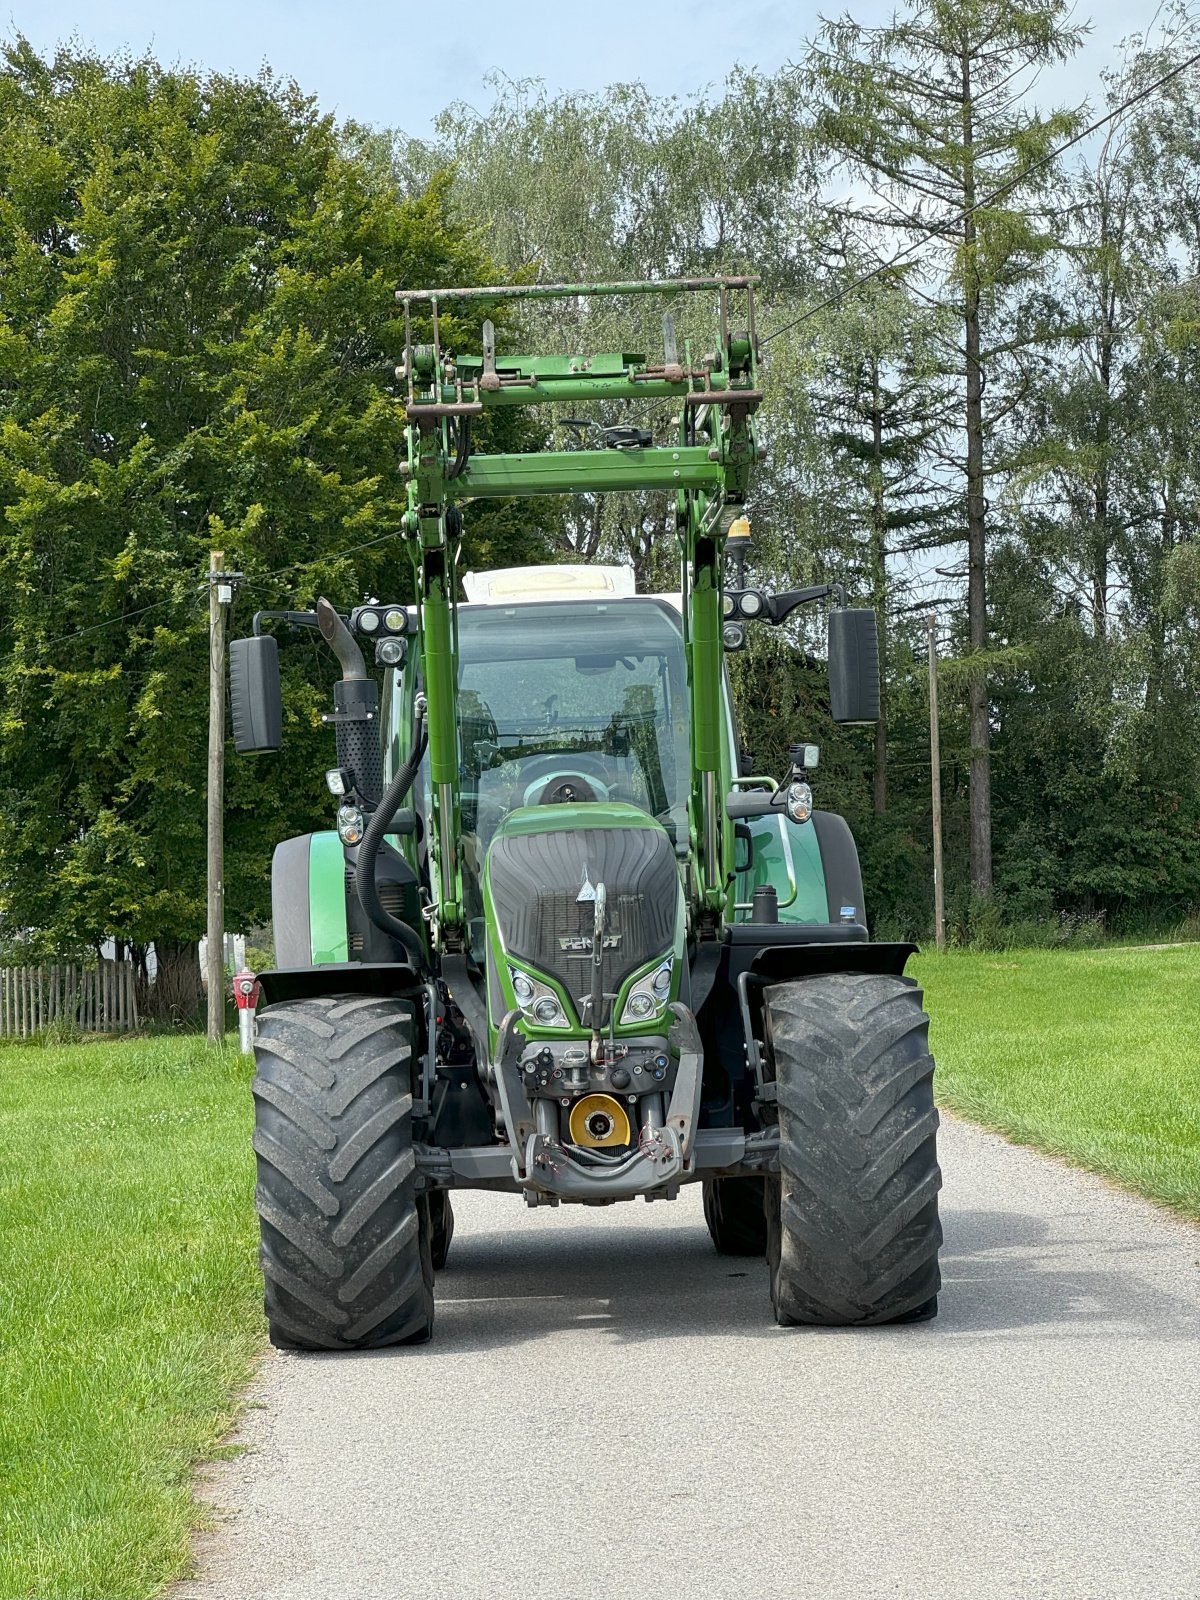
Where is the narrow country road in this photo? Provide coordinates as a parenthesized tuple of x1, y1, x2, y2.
(179, 1118, 1200, 1600)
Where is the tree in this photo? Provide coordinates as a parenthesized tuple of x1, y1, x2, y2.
(394, 73, 814, 585)
(0, 41, 542, 1012)
(801, 255, 955, 812)
(801, 0, 1085, 897)
(997, 16, 1200, 928)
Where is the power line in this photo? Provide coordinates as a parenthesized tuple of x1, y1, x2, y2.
(18, 527, 406, 660)
(37, 597, 179, 650)
(761, 46, 1200, 347)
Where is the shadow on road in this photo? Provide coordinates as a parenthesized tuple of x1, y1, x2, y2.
(292, 1193, 1197, 1361)
(428, 1214, 769, 1353)
(939, 1206, 1199, 1341)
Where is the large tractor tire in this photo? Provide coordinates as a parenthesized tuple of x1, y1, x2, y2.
(252, 994, 434, 1350)
(763, 973, 941, 1326)
(702, 1176, 767, 1256)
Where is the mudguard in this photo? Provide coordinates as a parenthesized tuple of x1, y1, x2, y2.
(270, 830, 422, 968)
(735, 808, 866, 928)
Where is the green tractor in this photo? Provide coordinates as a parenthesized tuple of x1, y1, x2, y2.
(229, 277, 941, 1350)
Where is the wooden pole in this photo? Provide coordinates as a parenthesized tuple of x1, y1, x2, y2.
(927, 615, 946, 953)
(207, 550, 228, 1044)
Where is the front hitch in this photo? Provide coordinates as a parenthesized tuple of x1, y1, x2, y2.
(508, 1004, 704, 1200)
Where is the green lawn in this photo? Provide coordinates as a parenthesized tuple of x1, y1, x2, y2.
(1, 947, 1197, 1598)
(0, 1036, 260, 1600)
(914, 944, 1200, 1218)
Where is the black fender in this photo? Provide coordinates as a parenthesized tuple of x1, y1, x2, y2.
(256, 961, 424, 1008)
(810, 810, 867, 926)
(697, 925, 920, 1125)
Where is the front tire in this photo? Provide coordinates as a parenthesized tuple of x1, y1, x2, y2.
(763, 973, 941, 1326)
(252, 994, 434, 1350)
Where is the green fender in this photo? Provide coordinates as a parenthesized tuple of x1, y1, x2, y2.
(271, 831, 349, 966)
(733, 809, 865, 927)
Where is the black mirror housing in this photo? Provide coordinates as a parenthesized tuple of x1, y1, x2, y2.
(229, 635, 283, 753)
(828, 608, 880, 724)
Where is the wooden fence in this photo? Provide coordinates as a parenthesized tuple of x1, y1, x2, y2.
(0, 960, 139, 1038)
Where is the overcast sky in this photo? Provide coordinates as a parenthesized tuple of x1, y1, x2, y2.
(7, 1, 1148, 141)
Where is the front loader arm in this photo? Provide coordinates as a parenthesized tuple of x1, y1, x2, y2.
(395, 276, 763, 946)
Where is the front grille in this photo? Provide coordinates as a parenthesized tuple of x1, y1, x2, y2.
(487, 822, 679, 1003)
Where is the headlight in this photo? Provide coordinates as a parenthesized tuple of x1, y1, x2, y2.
(337, 804, 365, 845)
(508, 966, 570, 1028)
(786, 781, 813, 824)
(620, 956, 674, 1026)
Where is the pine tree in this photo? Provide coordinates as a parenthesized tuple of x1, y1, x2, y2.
(802, 0, 1085, 895)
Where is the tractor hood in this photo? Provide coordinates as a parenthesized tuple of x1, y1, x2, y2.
(483, 803, 683, 1020)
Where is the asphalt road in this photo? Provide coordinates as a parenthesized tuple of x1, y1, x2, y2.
(180, 1117, 1200, 1600)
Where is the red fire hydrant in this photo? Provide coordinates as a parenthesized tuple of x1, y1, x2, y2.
(233, 969, 262, 1055)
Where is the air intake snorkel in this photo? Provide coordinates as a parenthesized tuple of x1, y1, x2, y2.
(316, 598, 383, 806)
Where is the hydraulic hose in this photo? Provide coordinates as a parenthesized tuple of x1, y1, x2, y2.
(446, 417, 471, 480)
(355, 698, 429, 972)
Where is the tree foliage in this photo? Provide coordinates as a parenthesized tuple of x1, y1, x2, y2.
(0, 41, 548, 986)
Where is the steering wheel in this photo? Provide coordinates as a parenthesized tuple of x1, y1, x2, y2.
(537, 775, 600, 805)
(518, 752, 612, 804)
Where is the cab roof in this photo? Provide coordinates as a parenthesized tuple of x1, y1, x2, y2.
(460, 564, 682, 612)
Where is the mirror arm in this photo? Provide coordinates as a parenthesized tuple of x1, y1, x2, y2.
(765, 582, 846, 625)
(252, 609, 320, 636)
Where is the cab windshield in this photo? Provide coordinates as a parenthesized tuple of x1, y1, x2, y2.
(455, 598, 690, 871)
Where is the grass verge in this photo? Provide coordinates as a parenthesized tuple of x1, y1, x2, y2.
(913, 944, 1200, 1218)
(0, 1035, 259, 1600)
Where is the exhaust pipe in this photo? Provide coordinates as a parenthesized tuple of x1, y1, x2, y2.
(316, 597, 366, 679)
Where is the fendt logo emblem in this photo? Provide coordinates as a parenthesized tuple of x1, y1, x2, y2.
(577, 867, 596, 903)
(559, 934, 622, 952)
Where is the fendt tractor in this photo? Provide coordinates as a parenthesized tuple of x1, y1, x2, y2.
(229, 276, 942, 1349)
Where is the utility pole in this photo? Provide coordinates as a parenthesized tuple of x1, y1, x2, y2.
(207, 551, 233, 1043)
(927, 614, 946, 953)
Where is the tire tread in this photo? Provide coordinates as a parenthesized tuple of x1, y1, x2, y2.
(252, 994, 433, 1350)
(766, 972, 942, 1327)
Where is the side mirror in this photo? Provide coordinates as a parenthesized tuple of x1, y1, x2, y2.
(828, 608, 880, 725)
(229, 635, 282, 753)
